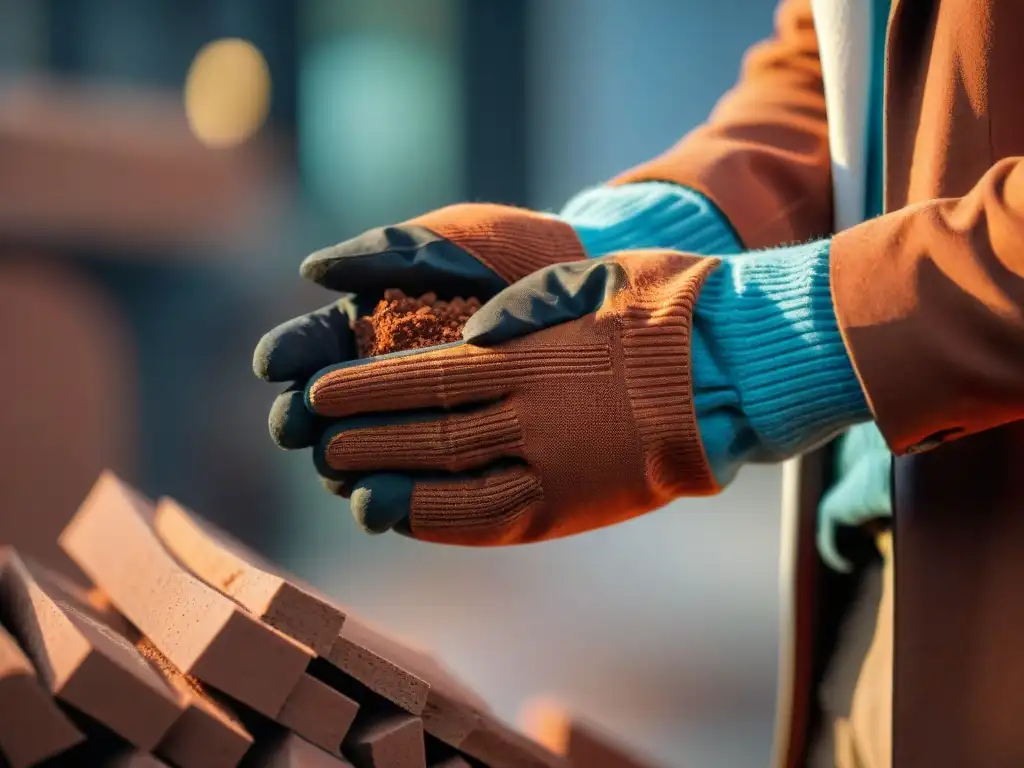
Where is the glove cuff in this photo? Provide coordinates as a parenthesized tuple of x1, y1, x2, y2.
(614, 250, 725, 499)
(406, 204, 587, 286)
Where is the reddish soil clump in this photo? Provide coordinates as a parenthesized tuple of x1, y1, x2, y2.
(354, 289, 481, 358)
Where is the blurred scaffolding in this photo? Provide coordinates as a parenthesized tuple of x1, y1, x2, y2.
(0, 2, 782, 765)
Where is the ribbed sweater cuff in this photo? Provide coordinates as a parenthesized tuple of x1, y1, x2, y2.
(558, 182, 743, 258)
(694, 240, 871, 457)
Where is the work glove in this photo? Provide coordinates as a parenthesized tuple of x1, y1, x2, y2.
(253, 204, 588, 486)
(300, 238, 873, 544)
(301, 249, 723, 545)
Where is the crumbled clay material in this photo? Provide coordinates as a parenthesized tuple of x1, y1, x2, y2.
(2, 471, 580, 767)
(354, 290, 481, 358)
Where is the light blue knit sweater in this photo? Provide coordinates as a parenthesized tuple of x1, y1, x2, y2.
(557, 0, 894, 569)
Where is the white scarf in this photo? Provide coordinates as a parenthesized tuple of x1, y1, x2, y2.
(811, 0, 875, 231)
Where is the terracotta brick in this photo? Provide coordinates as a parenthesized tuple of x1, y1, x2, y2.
(278, 674, 360, 757)
(0, 619, 84, 767)
(40, 475, 592, 768)
(519, 700, 660, 768)
(50, 740, 173, 768)
(23, 555, 133, 639)
(429, 758, 472, 768)
(153, 497, 346, 656)
(327, 619, 497, 750)
(415, 660, 487, 749)
(136, 637, 254, 768)
(460, 716, 569, 768)
(327, 619, 431, 715)
(247, 731, 355, 768)
(342, 710, 426, 768)
(28, 557, 253, 768)
(59, 472, 313, 717)
(106, 750, 173, 768)
(0, 550, 181, 751)
(399, 645, 489, 715)
(418, 691, 482, 751)
(326, 619, 562, 761)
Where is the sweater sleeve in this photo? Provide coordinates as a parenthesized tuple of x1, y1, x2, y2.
(558, 182, 743, 257)
(693, 240, 871, 485)
(556, 186, 870, 487)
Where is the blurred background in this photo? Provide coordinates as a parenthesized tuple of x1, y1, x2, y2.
(0, 1, 781, 765)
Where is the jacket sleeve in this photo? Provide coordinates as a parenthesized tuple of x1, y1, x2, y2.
(831, 157, 1024, 455)
(609, 0, 832, 250)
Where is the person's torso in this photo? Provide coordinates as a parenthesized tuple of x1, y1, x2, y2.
(794, 2, 1024, 765)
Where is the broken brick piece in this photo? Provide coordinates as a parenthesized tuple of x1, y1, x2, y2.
(153, 497, 346, 656)
(353, 290, 480, 358)
(0, 619, 84, 767)
(327, 618, 431, 715)
(58, 472, 313, 718)
(0, 550, 181, 751)
(245, 731, 354, 768)
(342, 711, 426, 768)
(136, 637, 254, 768)
(278, 674, 360, 757)
(519, 699, 661, 768)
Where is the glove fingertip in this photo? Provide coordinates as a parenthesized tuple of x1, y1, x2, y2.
(254, 324, 314, 383)
(252, 331, 280, 381)
(269, 388, 323, 449)
(299, 246, 338, 283)
(350, 474, 413, 535)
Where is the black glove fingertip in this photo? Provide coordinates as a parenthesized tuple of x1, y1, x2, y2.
(269, 386, 329, 449)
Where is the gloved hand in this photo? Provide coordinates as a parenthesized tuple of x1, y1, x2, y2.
(254, 184, 738, 492)
(301, 236, 876, 545)
(302, 249, 722, 545)
(253, 203, 587, 484)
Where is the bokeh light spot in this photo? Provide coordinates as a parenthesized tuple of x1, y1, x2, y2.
(184, 38, 271, 148)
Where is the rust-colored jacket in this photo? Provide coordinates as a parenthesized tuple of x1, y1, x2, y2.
(612, 0, 1024, 765)
(615, 0, 1024, 453)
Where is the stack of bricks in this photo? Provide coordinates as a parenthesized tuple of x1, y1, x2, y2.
(0, 471, 657, 768)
